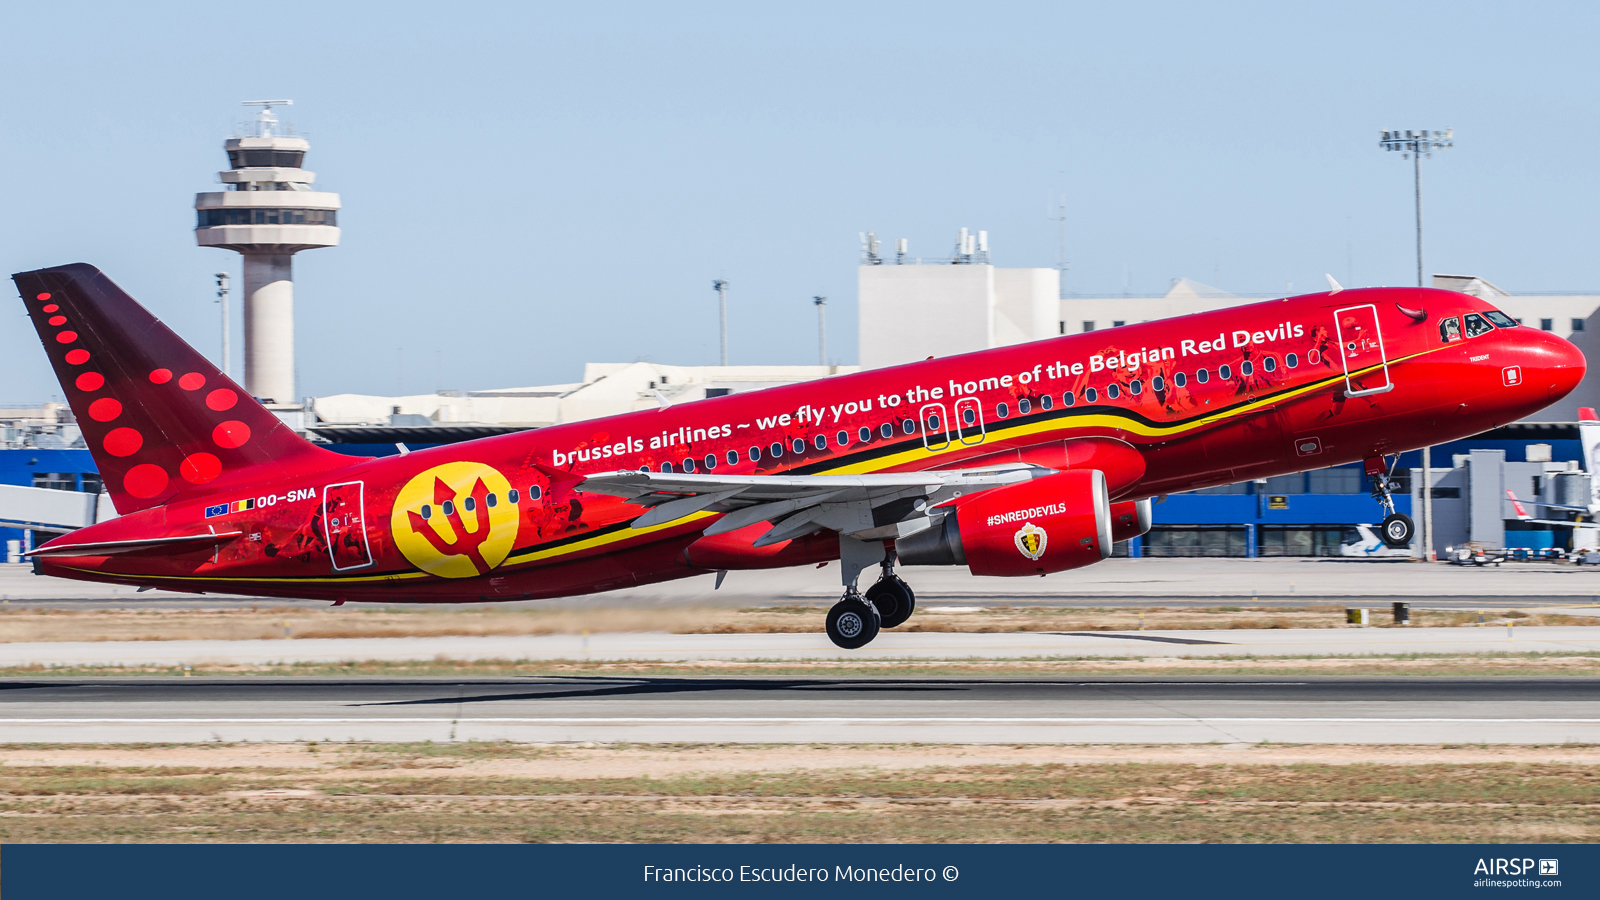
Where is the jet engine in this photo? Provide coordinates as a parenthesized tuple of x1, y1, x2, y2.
(1109, 498, 1153, 543)
(896, 470, 1111, 576)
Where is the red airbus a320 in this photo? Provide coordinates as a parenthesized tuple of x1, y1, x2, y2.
(13, 264, 1585, 647)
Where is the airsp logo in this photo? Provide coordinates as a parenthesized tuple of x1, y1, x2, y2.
(1013, 522, 1047, 560)
(391, 462, 519, 578)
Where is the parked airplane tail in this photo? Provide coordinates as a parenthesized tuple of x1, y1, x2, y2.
(10, 263, 354, 515)
(1505, 489, 1533, 521)
(1580, 407, 1600, 515)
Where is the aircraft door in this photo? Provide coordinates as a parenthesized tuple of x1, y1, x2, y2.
(953, 396, 986, 445)
(919, 403, 950, 451)
(1333, 304, 1393, 397)
(322, 481, 374, 570)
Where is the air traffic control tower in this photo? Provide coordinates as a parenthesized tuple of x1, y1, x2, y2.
(194, 100, 340, 405)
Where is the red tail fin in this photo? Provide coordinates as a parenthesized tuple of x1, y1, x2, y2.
(1505, 489, 1531, 520)
(11, 263, 355, 515)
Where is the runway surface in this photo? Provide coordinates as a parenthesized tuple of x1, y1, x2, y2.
(5, 625, 1597, 668)
(2, 676, 1595, 744)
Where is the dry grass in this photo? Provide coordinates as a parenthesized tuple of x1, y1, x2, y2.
(0, 742, 1595, 843)
(0, 603, 1590, 643)
(4, 651, 1600, 679)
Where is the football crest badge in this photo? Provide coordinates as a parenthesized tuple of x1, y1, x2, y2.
(1013, 522, 1047, 560)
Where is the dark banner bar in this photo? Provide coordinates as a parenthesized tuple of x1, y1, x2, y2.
(3, 844, 1593, 899)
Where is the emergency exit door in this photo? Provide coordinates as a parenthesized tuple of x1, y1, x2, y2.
(323, 481, 374, 570)
(1334, 304, 1394, 398)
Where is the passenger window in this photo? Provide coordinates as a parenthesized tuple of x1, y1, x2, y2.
(1174, 372, 1186, 388)
(1219, 364, 1232, 379)
(463, 496, 475, 512)
(1464, 313, 1494, 338)
(529, 485, 543, 500)
(1286, 353, 1299, 368)
(770, 442, 783, 458)
(1018, 398, 1031, 414)
(442, 501, 455, 515)
(660, 462, 673, 473)
(996, 402, 1010, 418)
(1106, 384, 1120, 400)
(727, 450, 739, 466)
(1439, 317, 1462, 343)
(880, 423, 894, 438)
(1263, 356, 1276, 372)
(748, 446, 761, 462)
(1083, 387, 1098, 403)
(962, 408, 976, 425)
(704, 454, 717, 470)
(903, 420, 916, 435)
(1197, 368, 1210, 383)
(814, 434, 828, 450)
(836, 430, 849, 446)
(1039, 394, 1053, 410)
(1240, 361, 1254, 377)
(1063, 391, 1076, 407)
(486, 493, 498, 508)
(926, 414, 941, 431)
(859, 426, 871, 442)
(1152, 376, 1165, 392)
(508, 489, 520, 504)
(683, 458, 696, 473)
(420, 504, 432, 520)
(1129, 380, 1142, 395)
(792, 438, 807, 454)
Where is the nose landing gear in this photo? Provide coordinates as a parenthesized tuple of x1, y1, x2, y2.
(1365, 454, 1414, 548)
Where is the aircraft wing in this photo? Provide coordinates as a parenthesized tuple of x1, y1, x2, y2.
(577, 464, 1045, 546)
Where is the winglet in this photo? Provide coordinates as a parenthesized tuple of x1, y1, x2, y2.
(531, 462, 587, 505)
(1580, 407, 1597, 422)
(1506, 489, 1532, 520)
(651, 389, 673, 410)
(1326, 274, 1343, 293)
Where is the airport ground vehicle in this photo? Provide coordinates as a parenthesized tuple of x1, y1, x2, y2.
(13, 264, 1586, 647)
(1338, 524, 1416, 558)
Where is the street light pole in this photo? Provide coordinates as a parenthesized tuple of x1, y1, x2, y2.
(713, 280, 728, 366)
(215, 272, 231, 378)
(813, 296, 827, 366)
(1379, 128, 1453, 562)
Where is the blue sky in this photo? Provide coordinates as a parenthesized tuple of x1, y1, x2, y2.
(2, 1, 1597, 401)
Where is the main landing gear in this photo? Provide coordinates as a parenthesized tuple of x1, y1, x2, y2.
(1365, 454, 1414, 549)
(825, 541, 918, 649)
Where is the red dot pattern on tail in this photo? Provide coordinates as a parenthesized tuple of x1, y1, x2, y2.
(149, 369, 171, 384)
(206, 389, 237, 411)
(180, 453, 222, 484)
(179, 373, 205, 391)
(47, 316, 66, 326)
(41, 304, 58, 313)
(65, 349, 90, 365)
(55, 331, 77, 344)
(213, 420, 251, 449)
(75, 372, 105, 392)
(35, 293, 50, 301)
(87, 398, 121, 422)
(103, 427, 143, 457)
(123, 464, 168, 499)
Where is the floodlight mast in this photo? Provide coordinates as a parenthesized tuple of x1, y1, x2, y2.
(1380, 128, 1453, 565)
(1378, 128, 1453, 288)
(713, 280, 729, 366)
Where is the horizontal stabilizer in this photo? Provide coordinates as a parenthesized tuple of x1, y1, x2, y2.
(25, 531, 243, 558)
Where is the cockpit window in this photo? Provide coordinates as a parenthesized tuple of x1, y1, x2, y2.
(1463, 313, 1495, 338)
(1483, 310, 1518, 329)
(1439, 316, 1462, 343)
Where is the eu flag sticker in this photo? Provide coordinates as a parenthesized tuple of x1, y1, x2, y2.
(204, 504, 228, 518)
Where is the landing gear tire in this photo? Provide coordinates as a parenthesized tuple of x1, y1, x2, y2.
(865, 576, 916, 629)
(825, 594, 881, 649)
(1380, 513, 1414, 548)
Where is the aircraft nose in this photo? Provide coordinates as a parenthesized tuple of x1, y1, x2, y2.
(1529, 329, 1586, 403)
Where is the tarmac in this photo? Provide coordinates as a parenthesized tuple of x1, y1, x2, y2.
(1, 676, 1593, 744)
(1, 625, 1596, 669)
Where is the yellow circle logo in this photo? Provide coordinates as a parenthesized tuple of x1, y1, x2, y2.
(391, 462, 520, 578)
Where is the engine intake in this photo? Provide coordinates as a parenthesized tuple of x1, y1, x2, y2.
(1109, 498, 1153, 543)
(897, 470, 1111, 576)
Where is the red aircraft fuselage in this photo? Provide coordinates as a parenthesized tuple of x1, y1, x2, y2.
(14, 265, 1585, 615)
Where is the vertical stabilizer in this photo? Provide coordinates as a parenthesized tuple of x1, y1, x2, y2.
(1581, 407, 1600, 515)
(12, 264, 356, 515)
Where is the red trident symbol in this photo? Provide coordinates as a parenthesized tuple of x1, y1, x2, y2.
(406, 476, 495, 574)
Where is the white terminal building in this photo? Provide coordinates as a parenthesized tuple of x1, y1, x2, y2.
(195, 100, 340, 406)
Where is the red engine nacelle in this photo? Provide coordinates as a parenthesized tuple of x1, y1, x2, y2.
(896, 470, 1111, 576)
(1109, 498, 1153, 543)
